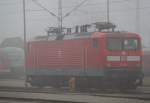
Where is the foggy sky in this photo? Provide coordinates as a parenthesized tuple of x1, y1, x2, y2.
(0, 0, 150, 47)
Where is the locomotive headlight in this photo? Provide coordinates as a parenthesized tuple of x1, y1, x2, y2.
(127, 56, 141, 61)
(106, 56, 120, 61)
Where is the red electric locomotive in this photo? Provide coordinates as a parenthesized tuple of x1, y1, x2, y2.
(26, 23, 143, 89)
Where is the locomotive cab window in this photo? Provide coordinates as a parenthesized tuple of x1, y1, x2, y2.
(124, 39, 138, 50)
(107, 38, 122, 50)
(107, 38, 139, 51)
(92, 38, 99, 48)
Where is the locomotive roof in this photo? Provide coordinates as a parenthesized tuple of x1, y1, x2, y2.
(104, 32, 140, 38)
(63, 32, 140, 39)
(32, 32, 140, 42)
(63, 32, 92, 40)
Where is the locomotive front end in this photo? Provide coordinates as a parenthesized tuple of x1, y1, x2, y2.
(103, 33, 143, 89)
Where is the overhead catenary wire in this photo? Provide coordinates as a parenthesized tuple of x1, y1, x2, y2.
(32, 0, 57, 18)
(31, 0, 88, 35)
(1, 0, 150, 15)
(63, 0, 88, 19)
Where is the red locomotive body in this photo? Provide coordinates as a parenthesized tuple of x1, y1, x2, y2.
(143, 48, 150, 76)
(26, 32, 143, 89)
(0, 49, 10, 77)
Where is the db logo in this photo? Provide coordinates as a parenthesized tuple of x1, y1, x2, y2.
(57, 50, 62, 57)
(122, 51, 126, 55)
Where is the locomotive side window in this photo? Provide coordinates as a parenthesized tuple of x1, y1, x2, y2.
(92, 38, 99, 48)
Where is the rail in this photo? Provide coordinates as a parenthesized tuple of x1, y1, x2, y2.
(0, 86, 150, 101)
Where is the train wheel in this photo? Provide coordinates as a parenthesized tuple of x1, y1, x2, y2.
(128, 84, 137, 90)
(29, 77, 45, 88)
(119, 82, 137, 92)
(36, 84, 45, 88)
(30, 82, 45, 88)
(51, 78, 62, 88)
(76, 77, 89, 91)
(52, 83, 61, 88)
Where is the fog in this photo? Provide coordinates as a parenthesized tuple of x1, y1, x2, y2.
(0, 0, 150, 47)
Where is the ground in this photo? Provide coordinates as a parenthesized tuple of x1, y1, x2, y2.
(0, 77, 150, 103)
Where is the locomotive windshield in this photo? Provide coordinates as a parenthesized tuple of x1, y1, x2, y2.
(107, 38, 139, 51)
(124, 39, 138, 50)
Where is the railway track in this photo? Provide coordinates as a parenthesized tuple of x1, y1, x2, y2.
(0, 86, 150, 94)
(0, 96, 83, 103)
(0, 86, 150, 101)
